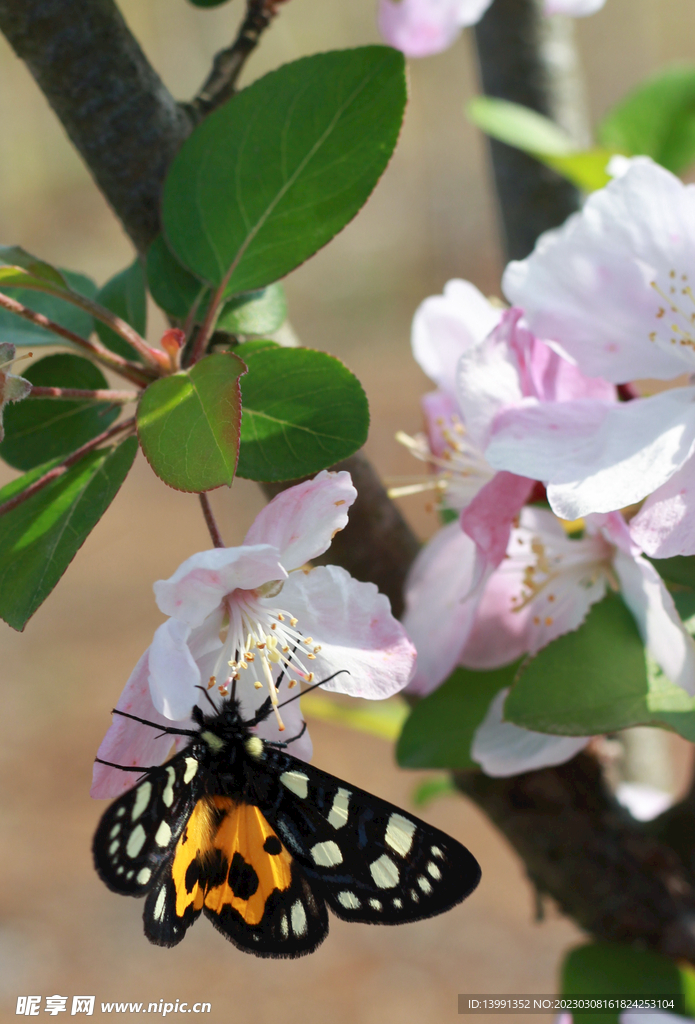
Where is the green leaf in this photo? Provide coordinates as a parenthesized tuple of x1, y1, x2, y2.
(0, 437, 137, 631)
(505, 592, 695, 740)
(0, 245, 69, 290)
(411, 776, 457, 808)
(162, 46, 407, 295)
(562, 941, 694, 1024)
(599, 64, 695, 173)
(136, 351, 245, 492)
(467, 96, 576, 155)
(0, 354, 120, 471)
(396, 664, 520, 770)
(0, 269, 96, 348)
(146, 235, 208, 320)
(95, 260, 147, 360)
(649, 553, 695, 589)
(237, 346, 369, 482)
(216, 284, 287, 336)
(506, 594, 649, 734)
(467, 97, 613, 191)
(301, 694, 408, 741)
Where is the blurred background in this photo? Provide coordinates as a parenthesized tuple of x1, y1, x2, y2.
(0, 0, 694, 1019)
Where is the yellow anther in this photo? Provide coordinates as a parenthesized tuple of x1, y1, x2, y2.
(290, 617, 298, 627)
(254, 681, 263, 690)
(288, 680, 298, 689)
(207, 677, 216, 689)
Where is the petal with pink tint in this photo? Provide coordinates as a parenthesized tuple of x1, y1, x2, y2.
(461, 470, 535, 569)
(544, 0, 605, 12)
(243, 470, 357, 570)
(629, 454, 695, 557)
(523, 334, 615, 403)
(402, 521, 483, 695)
(421, 389, 461, 458)
(487, 388, 695, 520)
(153, 545, 286, 626)
(460, 507, 608, 668)
(412, 279, 502, 392)
(471, 688, 591, 777)
(456, 308, 528, 449)
(148, 618, 208, 720)
(503, 159, 695, 383)
(613, 550, 695, 695)
(378, 0, 492, 57)
(91, 649, 192, 799)
(279, 564, 416, 700)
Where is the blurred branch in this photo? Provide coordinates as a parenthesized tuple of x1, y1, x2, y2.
(473, 0, 580, 260)
(188, 0, 291, 122)
(456, 754, 695, 963)
(0, 0, 192, 253)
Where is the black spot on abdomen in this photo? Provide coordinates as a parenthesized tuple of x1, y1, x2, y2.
(263, 835, 282, 855)
(228, 852, 259, 900)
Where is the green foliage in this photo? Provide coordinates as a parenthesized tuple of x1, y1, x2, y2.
(96, 260, 147, 360)
(396, 664, 520, 770)
(411, 776, 456, 808)
(599, 64, 695, 174)
(466, 97, 613, 191)
(505, 592, 695, 741)
(162, 47, 406, 295)
(146, 235, 207, 320)
(561, 941, 695, 1024)
(216, 284, 287, 336)
(0, 437, 137, 631)
(236, 344, 369, 482)
(136, 351, 246, 492)
(0, 268, 96, 348)
(0, 354, 120, 470)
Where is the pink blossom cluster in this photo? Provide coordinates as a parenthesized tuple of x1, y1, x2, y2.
(378, 0, 606, 59)
(401, 157, 695, 776)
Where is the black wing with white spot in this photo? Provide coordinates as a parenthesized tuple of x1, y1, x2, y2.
(92, 752, 203, 896)
(256, 750, 481, 926)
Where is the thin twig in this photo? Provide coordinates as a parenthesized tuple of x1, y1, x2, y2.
(0, 292, 154, 387)
(189, 0, 291, 122)
(28, 385, 138, 403)
(0, 416, 136, 518)
(199, 492, 226, 548)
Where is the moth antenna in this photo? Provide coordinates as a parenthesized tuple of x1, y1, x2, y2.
(276, 669, 350, 709)
(94, 757, 154, 774)
(195, 684, 219, 712)
(111, 708, 198, 736)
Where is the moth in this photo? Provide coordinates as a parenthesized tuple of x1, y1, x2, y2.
(93, 682, 481, 958)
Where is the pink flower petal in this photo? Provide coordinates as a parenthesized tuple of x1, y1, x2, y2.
(461, 471, 535, 569)
(91, 649, 192, 799)
(471, 689, 591, 777)
(412, 279, 502, 392)
(460, 507, 608, 668)
(244, 470, 356, 571)
(148, 618, 207, 720)
(378, 0, 492, 57)
(503, 159, 695, 383)
(545, 0, 605, 12)
(421, 390, 461, 459)
(457, 309, 528, 449)
(279, 564, 416, 700)
(487, 388, 695, 520)
(613, 550, 695, 695)
(630, 454, 695, 557)
(153, 545, 286, 626)
(403, 522, 483, 695)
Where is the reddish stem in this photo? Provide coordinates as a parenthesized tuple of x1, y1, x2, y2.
(0, 291, 154, 387)
(0, 416, 136, 518)
(29, 385, 138, 403)
(199, 492, 226, 548)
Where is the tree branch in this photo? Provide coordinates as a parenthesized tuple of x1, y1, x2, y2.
(473, 0, 580, 259)
(0, 0, 192, 253)
(188, 0, 291, 123)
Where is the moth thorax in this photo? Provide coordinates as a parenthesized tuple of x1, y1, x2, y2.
(244, 736, 264, 759)
(201, 730, 225, 752)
